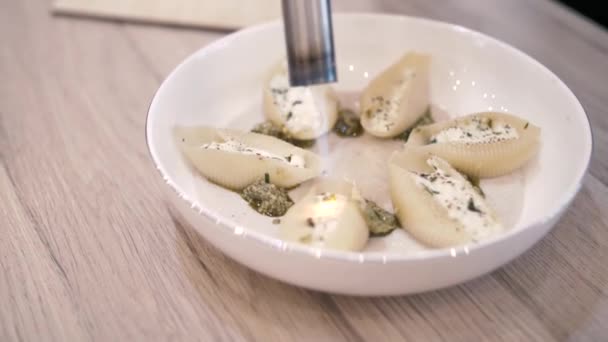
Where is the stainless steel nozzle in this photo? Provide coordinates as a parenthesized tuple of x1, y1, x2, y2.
(281, 0, 337, 86)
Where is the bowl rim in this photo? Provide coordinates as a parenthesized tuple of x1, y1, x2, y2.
(146, 13, 593, 263)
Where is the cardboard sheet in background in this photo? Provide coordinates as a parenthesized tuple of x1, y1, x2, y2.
(52, 0, 281, 30)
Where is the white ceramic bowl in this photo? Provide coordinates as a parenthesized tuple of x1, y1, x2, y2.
(146, 14, 592, 296)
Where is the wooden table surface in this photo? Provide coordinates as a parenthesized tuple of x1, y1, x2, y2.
(2, 0, 608, 341)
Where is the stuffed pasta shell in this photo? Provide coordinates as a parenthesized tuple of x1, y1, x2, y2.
(263, 62, 339, 140)
(280, 179, 369, 251)
(405, 112, 540, 178)
(174, 126, 321, 190)
(389, 148, 503, 248)
(360, 52, 431, 138)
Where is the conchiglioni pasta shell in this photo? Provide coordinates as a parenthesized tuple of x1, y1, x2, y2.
(280, 179, 369, 252)
(389, 148, 500, 248)
(174, 126, 321, 190)
(406, 112, 540, 178)
(262, 62, 339, 140)
(360, 52, 430, 138)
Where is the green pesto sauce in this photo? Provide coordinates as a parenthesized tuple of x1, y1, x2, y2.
(394, 109, 434, 142)
(333, 109, 364, 137)
(363, 199, 400, 237)
(251, 121, 315, 148)
(240, 177, 293, 217)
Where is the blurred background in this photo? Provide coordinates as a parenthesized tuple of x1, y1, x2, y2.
(51, 0, 608, 31)
(558, 0, 608, 28)
(557, 1, 607, 28)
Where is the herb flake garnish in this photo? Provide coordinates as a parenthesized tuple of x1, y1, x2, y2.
(422, 185, 440, 196)
(299, 235, 312, 243)
(394, 109, 434, 142)
(467, 198, 483, 214)
(463, 174, 485, 198)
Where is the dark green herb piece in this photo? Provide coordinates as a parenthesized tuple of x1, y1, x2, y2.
(467, 198, 482, 214)
(264, 173, 270, 184)
(240, 178, 294, 217)
(394, 109, 434, 142)
(299, 235, 312, 243)
(463, 174, 485, 198)
(363, 200, 400, 237)
(251, 120, 282, 137)
(290, 138, 315, 148)
(272, 218, 281, 225)
(306, 217, 315, 227)
(524, 122, 529, 129)
(474, 185, 485, 198)
(320, 192, 337, 202)
(333, 109, 364, 137)
(271, 88, 288, 95)
(251, 120, 315, 148)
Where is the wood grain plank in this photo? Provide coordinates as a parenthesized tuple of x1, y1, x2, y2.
(493, 175, 608, 341)
(0, 162, 88, 342)
(330, 277, 556, 341)
(1, 1, 243, 341)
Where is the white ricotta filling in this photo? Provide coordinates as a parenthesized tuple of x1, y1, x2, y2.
(367, 69, 417, 132)
(432, 116, 518, 144)
(201, 140, 305, 168)
(410, 157, 502, 241)
(269, 73, 328, 135)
